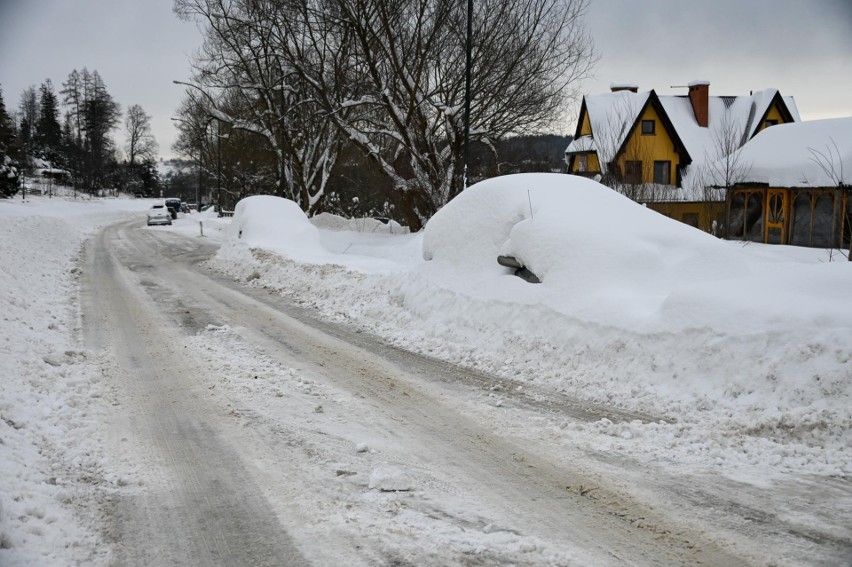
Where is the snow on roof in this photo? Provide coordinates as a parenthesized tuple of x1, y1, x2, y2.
(688, 80, 710, 87)
(722, 117, 852, 187)
(582, 90, 650, 172)
(582, 87, 800, 177)
(564, 135, 597, 155)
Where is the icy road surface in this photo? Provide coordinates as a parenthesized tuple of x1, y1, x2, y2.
(79, 219, 851, 566)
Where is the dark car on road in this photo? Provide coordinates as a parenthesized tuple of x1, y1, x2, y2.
(165, 198, 182, 219)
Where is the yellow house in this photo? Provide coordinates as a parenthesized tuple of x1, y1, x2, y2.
(565, 81, 799, 231)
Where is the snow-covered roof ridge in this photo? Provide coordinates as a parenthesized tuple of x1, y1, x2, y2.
(580, 87, 798, 160)
(721, 116, 852, 187)
(581, 90, 651, 172)
(564, 134, 596, 155)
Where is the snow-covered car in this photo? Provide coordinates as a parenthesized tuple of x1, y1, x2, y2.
(146, 203, 173, 226)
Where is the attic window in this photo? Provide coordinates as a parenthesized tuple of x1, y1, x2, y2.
(641, 120, 655, 135)
(764, 119, 779, 128)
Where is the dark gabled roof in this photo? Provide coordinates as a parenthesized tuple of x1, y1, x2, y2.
(751, 90, 797, 138)
(612, 90, 693, 167)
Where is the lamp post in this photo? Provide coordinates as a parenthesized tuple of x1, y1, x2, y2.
(173, 80, 223, 208)
(172, 114, 215, 208)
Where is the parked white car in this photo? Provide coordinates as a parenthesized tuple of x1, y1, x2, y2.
(146, 203, 173, 226)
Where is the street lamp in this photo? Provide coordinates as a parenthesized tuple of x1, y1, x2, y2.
(173, 80, 223, 208)
(171, 115, 211, 208)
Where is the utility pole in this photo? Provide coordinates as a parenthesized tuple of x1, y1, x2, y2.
(463, 0, 473, 191)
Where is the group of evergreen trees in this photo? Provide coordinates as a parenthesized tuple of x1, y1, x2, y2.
(0, 86, 20, 197)
(0, 68, 160, 198)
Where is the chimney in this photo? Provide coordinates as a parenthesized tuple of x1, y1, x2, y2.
(688, 80, 710, 127)
(610, 82, 638, 93)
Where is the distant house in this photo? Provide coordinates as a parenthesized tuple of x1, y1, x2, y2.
(719, 117, 851, 249)
(565, 81, 799, 232)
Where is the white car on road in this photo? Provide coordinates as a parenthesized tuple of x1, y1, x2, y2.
(146, 203, 173, 226)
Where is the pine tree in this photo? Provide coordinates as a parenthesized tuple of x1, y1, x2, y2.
(61, 71, 86, 189)
(0, 85, 21, 197)
(81, 71, 120, 192)
(61, 69, 84, 145)
(36, 79, 63, 165)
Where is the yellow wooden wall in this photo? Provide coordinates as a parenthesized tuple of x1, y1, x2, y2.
(569, 111, 601, 174)
(647, 201, 725, 234)
(755, 102, 790, 134)
(579, 112, 591, 136)
(570, 152, 600, 174)
(617, 105, 681, 184)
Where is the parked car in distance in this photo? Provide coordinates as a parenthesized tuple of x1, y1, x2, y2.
(165, 198, 182, 219)
(147, 203, 173, 226)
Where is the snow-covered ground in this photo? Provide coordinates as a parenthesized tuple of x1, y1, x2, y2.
(212, 178, 851, 477)
(0, 192, 153, 564)
(1, 174, 850, 564)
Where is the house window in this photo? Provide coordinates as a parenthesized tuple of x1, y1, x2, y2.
(625, 160, 642, 184)
(764, 119, 779, 128)
(577, 155, 587, 172)
(653, 160, 671, 185)
(641, 120, 655, 135)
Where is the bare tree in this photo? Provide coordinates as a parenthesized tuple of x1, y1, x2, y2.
(174, 0, 595, 229)
(125, 104, 158, 165)
(17, 86, 39, 154)
(174, 0, 345, 215)
(807, 138, 845, 187)
(697, 109, 752, 202)
(807, 138, 850, 261)
(590, 95, 661, 201)
(678, 109, 754, 237)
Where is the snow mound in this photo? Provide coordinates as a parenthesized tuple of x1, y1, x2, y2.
(223, 195, 330, 263)
(426, 173, 746, 281)
(368, 465, 414, 492)
(311, 212, 408, 234)
(422, 173, 752, 328)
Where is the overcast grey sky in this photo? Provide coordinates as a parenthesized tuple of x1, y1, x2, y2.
(583, 0, 852, 122)
(0, 0, 202, 161)
(1, 0, 851, 160)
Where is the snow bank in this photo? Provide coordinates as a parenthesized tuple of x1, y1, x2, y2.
(218, 195, 421, 273)
(0, 195, 149, 565)
(225, 195, 327, 260)
(311, 212, 408, 234)
(209, 174, 852, 477)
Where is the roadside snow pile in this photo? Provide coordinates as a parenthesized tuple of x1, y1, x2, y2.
(0, 196, 147, 566)
(224, 195, 328, 262)
(208, 176, 852, 476)
(216, 195, 421, 274)
(312, 212, 408, 234)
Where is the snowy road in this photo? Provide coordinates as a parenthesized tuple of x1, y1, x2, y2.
(79, 219, 851, 566)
